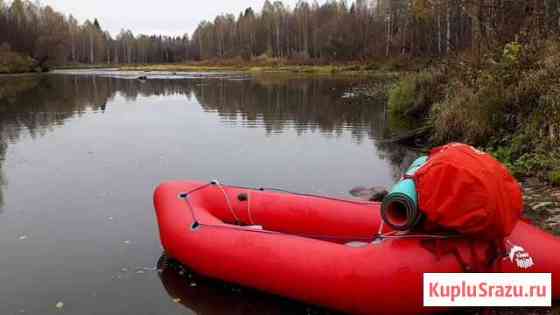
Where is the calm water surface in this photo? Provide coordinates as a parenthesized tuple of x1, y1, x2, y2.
(0, 72, 412, 315)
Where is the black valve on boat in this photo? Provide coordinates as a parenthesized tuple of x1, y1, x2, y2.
(238, 193, 248, 202)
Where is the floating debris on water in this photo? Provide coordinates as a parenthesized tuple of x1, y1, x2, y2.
(107, 216, 114, 221)
(341, 92, 356, 99)
(55, 301, 64, 309)
(123, 240, 131, 245)
(120, 268, 128, 272)
(350, 186, 389, 202)
(18, 235, 28, 240)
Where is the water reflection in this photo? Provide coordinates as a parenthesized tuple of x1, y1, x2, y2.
(0, 76, 108, 149)
(2, 76, 389, 138)
(0, 74, 415, 211)
(47, 75, 389, 143)
(193, 76, 389, 142)
(0, 76, 111, 209)
(157, 255, 339, 315)
(0, 74, 410, 173)
(0, 73, 414, 314)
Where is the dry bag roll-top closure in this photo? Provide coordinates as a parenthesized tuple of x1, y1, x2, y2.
(381, 143, 524, 240)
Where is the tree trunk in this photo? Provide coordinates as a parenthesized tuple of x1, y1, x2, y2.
(437, 6, 442, 55)
(447, 1, 452, 54)
(70, 34, 76, 62)
(275, 21, 281, 57)
(89, 33, 94, 64)
(303, 19, 309, 58)
(403, 16, 409, 56)
(557, 0, 560, 30)
(386, 13, 391, 57)
(472, 0, 483, 66)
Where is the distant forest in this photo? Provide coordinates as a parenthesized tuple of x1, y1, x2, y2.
(0, 0, 559, 65)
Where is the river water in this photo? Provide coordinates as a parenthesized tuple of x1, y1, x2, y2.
(0, 72, 413, 314)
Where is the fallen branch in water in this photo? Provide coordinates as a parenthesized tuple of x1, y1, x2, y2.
(381, 125, 432, 147)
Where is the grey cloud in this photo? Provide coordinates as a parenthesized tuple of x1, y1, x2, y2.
(44, 0, 300, 36)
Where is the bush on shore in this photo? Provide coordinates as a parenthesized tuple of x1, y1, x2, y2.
(387, 39, 560, 183)
(431, 77, 507, 145)
(484, 41, 560, 182)
(550, 171, 560, 186)
(388, 70, 444, 120)
(0, 44, 36, 74)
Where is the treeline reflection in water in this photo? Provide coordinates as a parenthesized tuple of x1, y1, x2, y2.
(0, 74, 415, 209)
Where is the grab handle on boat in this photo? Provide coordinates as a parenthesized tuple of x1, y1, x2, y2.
(211, 180, 241, 225)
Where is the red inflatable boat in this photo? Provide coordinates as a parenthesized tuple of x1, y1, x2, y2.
(154, 181, 560, 314)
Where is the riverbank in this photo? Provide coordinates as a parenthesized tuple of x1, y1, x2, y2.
(0, 48, 37, 74)
(0, 72, 44, 78)
(522, 178, 560, 235)
(384, 40, 560, 190)
(53, 57, 427, 77)
(118, 63, 379, 76)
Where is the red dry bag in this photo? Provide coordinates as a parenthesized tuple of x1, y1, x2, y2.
(414, 143, 523, 239)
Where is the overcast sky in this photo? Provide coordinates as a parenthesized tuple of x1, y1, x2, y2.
(43, 0, 301, 37)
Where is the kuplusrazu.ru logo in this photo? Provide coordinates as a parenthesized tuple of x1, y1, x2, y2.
(424, 273, 551, 307)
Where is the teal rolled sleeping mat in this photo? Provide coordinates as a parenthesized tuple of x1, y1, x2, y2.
(381, 156, 428, 231)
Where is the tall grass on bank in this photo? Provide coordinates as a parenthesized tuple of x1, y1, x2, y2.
(387, 40, 560, 184)
(0, 44, 35, 74)
(388, 71, 444, 119)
